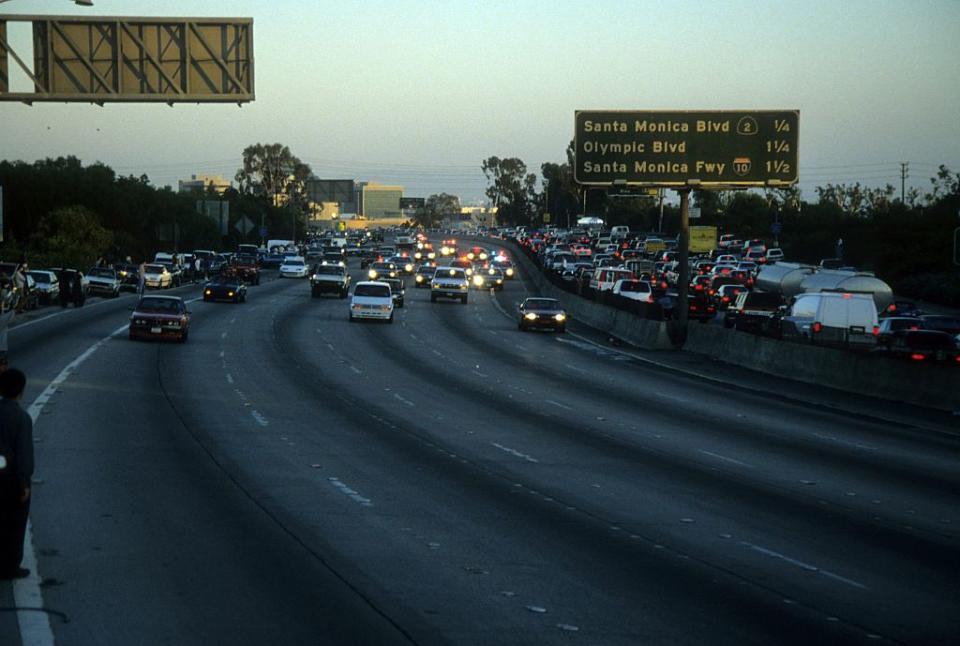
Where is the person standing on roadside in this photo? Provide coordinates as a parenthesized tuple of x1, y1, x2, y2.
(57, 269, 71, 308)
(193, 256, 202, 284)
(0, 278, 14, 372)
(0, 368, 33, 580)
(137, 261, 146, 297)
(12, 264, 26, 314)
(72, 271, 85, 307)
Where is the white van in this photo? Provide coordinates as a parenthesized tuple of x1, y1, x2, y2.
(590, 267, 636, 293)
(610, 225, 630, 239)
(781, 292, 878, 349)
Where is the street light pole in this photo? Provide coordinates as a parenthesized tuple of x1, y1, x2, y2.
(676, 188, 691, 341)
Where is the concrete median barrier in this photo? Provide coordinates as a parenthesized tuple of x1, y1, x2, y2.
(507, 239, 958, 412)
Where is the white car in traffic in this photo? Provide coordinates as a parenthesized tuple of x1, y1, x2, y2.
(143, 264, 173, 289)
(279, 256, 308, 278)
(349, 281, 394, 323)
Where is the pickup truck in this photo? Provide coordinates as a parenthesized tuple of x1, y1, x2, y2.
(724, 291, 785, 334)
(310, 264, 351, 298)
(430, 267, 469, 304)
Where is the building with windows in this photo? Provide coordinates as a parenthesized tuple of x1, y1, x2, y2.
(358, 182, 404, 219)
(178, 173, 232, 195)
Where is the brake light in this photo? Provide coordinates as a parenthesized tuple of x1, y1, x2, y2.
(694, 284, 703, 291)
(910, 353, 926, 361)
(872, 326, 879, 337)
(722, 296, 730, 303)
(812, 322, 822, 334)
(842, 293, 852, 299)
(887, 304, 897, 313)
(909, 325, 918, 330)
(955, 355, 960, 364)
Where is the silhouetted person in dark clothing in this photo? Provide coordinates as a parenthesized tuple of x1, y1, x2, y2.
(72, 272, 85, 307)
(0, 368, 33, 579)
(58, 270, 72, 308)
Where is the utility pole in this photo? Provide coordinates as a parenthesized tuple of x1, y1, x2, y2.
(657, 188, 665, 232)
(676, 188, 691, 344)
(900, 162, 909, 204)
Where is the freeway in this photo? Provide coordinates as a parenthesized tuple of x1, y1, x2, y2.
(1, 248, 958, 645)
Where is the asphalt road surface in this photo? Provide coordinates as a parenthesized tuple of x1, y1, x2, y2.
(2, 249, 957, 646)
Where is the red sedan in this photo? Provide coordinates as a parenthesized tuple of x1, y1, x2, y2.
(129, 295, 191, 343)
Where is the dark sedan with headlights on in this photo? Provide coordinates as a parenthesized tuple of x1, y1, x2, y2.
(203, 275, 247, 303)
(518, 297, 567, 333)
(129, 295, 191, 342)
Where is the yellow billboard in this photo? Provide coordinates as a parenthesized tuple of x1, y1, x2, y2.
(689, 226, 717, 253)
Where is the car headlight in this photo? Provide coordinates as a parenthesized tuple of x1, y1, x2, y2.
(472, 275, 485, 286)
(416, 275, 423, 283)
(428, 252, 436, 259)
(506, 268, 514, 276)
(554, 313, 566, 322)
(405, 264, 413, 272)
(460, 283, 468, 290)
(524, 313, 537, 320)
(369, 270, 378, 278)
(228, 291, 235, 297)
(431, 282, 439, 289)
(204, 289, 212, 295)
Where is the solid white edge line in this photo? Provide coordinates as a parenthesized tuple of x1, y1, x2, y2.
(16, 322, 128, 646)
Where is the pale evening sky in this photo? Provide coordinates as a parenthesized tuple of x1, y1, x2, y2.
(1, 0, 958, 203)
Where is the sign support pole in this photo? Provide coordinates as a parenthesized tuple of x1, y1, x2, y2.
(676, 188, 691, 342)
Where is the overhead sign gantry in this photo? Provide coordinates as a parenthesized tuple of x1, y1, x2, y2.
(575, 110, 798, 187)
(573, 109, 799, 341)
(0, 14, 254, 104)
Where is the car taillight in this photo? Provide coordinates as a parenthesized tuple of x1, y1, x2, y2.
(872, 326, 879, 337)
(910, 353, 926, 361)
(887, 304, 896, 313)
(722, 296, 730, 303)
(955, 355, 960, 364)
(812, 322, 822, 334)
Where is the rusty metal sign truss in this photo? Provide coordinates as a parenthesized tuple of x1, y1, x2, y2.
(0, 15, 254, 104)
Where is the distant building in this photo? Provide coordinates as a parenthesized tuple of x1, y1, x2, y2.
(447, 206, 497, 228)
(358, 182, 404, 219)
(178, 173, 232, 195)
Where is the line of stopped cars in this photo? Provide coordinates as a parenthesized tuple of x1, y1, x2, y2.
(128, 252, 262, 343)
(337, 236, 566, 331)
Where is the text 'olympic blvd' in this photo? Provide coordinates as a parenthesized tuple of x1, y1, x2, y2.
(574, 110, 799, 187)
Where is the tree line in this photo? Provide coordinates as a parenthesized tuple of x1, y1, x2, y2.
(0, 143, 314, 268)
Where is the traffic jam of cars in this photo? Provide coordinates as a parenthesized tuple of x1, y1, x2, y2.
(484, 225, 959, 365)
(7, 225, 954, 365)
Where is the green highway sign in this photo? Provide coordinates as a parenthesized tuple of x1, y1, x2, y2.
(574, 110, 799, 187)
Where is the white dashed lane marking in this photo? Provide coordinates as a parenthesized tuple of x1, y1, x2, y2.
(393, 393, 415, 407)
(698, 450, 754, 469)
(491, 442, 540, 464)
(328, 477, 374, 507)
(740, 541, 869, 590)
(545, 400, 573, 411)
(251, 410, 269, 426)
